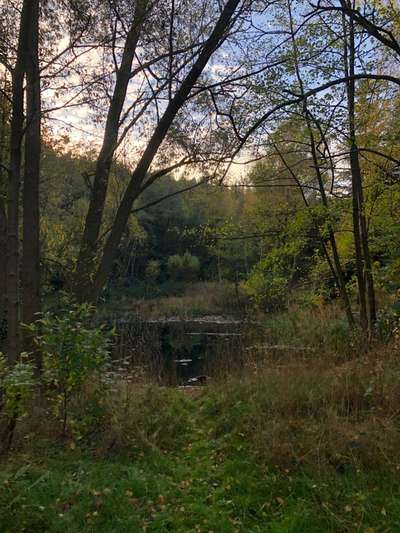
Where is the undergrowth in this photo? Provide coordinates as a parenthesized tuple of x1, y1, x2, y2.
(2, 342, 400, 532)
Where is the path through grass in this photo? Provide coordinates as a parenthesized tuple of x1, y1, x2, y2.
(1, 390, 400, 532)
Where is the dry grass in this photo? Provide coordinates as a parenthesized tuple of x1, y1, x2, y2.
(112, 281, 248, 319)
(8, 323, 400, 473)
(205, 342, 400, 470)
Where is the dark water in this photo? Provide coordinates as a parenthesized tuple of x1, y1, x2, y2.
(111, 316, 255, 385)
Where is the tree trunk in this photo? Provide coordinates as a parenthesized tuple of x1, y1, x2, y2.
(0, 76, 8, 328)
(344, 12, 375, 335)
(0, 198, 6, 324)
(306, 119, 354, 327)
(286, 0, 355, 328)
(22, 0, 41, 370)
(75, 0, 148, 300)
(92, 0, 242, 300)
(7, 1, 31, 364)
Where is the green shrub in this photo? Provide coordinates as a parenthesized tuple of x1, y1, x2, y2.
(144, 259, 161, 282)
(0, 353, 36, 419)
(28, 302, 113, 436)
(244, 268, 288, 311)
(375, 303, 400, 342)
(167, 252, 200, 282)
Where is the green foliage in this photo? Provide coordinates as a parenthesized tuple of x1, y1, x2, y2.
(167, 252, 200, 282)
(28, 302, 113, 435)
(375, 304, 400, 342)
(144, 259, 161, 282)
(245, 270, 288, 311)
(244, 254, 289, 311)
(0, 353, 36, 419)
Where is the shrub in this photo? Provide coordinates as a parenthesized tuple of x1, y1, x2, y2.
(167, 252, 200, 282)
(0, 353, 37, 453)
(167, 255, 183, 281)
(375, 302, 400, 343)
(28, 302, 113, 437)
(244, 268, 288, 311)
(0, 353, 36, 420)
(144, 259, 161, 282)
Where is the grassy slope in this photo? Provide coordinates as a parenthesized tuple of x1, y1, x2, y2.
(1, 387, 400, 533)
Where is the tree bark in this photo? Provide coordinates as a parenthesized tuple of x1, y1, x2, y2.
(344, 12, 376, 335)
(0, 198, 6, 323)
(75, 0, 148, 300)
(7, 0, 32, 364)
(92, 0, 242, 300)
(0, 76, 8, 326)
(22, 0, 41, 370)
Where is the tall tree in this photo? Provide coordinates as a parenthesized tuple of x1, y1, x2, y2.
(7, 0, 32, 364)
(75, 0, 150, 297)
(286, 0, 355, 326)
(0, 73, 9, 327)
(22, 0, 41, 367)
(343, 7, 376, 335)
(77, 0, 246, 301)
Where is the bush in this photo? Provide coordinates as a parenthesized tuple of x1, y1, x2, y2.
(167, 252, 200, 282)
(375, 302, 400, 343)
(0, 353, 37, 453)
(28, 302, 113, 437)
(244, 268, 288, 311)
(0, 353, 36, 420)
(144, 259, 161, 282)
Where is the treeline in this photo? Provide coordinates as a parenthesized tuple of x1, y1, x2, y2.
(31, 136, 400, 320)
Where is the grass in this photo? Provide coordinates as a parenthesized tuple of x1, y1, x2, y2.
(2, 445, 400, 532)
(103, 281, 248, 319)
(2, 346, 400, 532)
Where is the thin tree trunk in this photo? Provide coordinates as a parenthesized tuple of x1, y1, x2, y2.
(344, 12, 375, 335)
(92, 0, 242, 299)
(306, 120, 354, 327)
(287, 0, 355, 327)
(75, 0, 148, 300)
(22, 0, 41, 370)
(273, 142, 345, 309)
(0, 198, 6, 322)
(0, 76, 8, 325)
(7, 1, 31, 364)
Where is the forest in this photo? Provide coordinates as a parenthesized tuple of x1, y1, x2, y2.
(0, 0, 400, 531)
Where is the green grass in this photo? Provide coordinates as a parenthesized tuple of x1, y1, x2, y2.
(1, 389, 400, 532)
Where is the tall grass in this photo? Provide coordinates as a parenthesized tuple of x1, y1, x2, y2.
(104, 281, 248, 319)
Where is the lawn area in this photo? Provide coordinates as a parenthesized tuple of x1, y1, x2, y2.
(1, 387, 400, 533)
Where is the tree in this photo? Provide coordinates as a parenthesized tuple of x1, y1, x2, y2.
(7, 0, 32, 364)
(75, 0, 151, 297)
(76, 0, 247, 301)
(22, 0, 41, 367)
(342, 7, 376, 336)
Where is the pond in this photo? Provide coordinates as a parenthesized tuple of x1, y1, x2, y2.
(110, 315, 259, 385)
